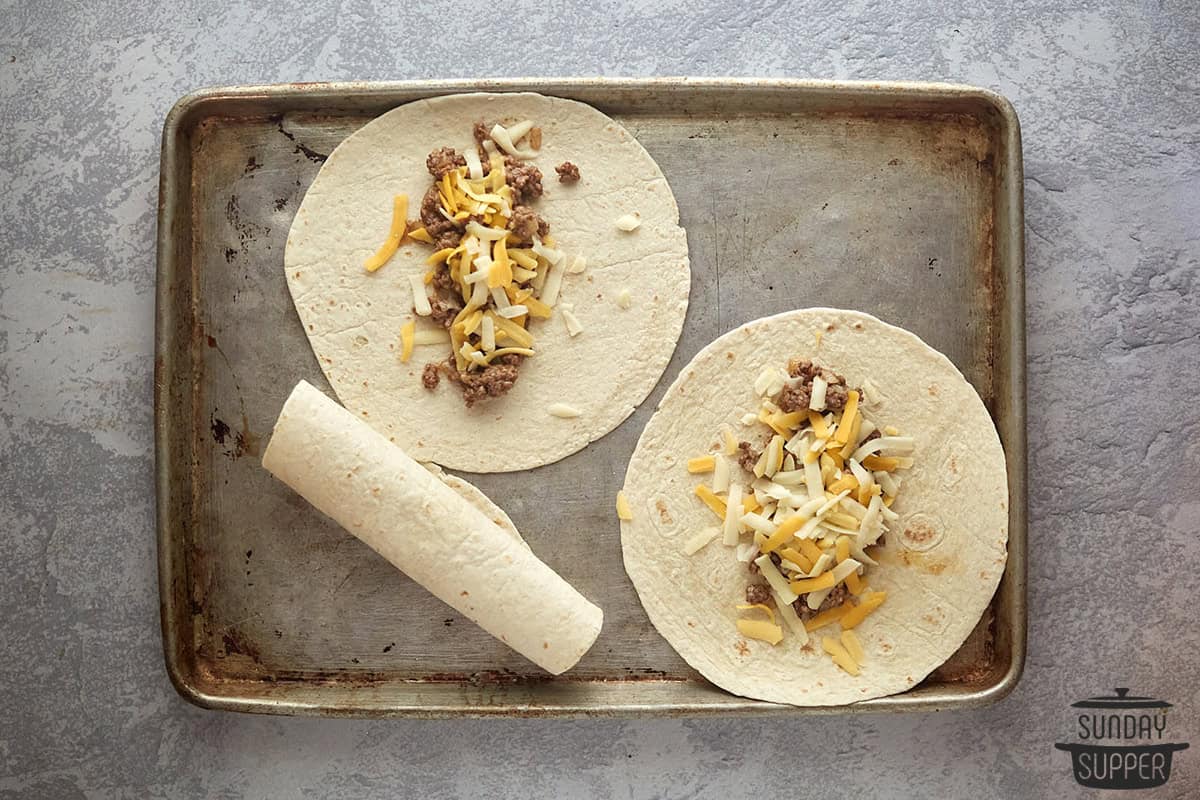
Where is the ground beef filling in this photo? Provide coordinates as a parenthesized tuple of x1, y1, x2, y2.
(778, 357, 854, 413)
(736, 441, 760, 472)
(555, 161, 580, 182)
(416, 125, 558, 406)
(794, 583, 848, 620)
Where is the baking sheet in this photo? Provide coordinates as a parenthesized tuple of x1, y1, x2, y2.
(155, 78, 1026, 716)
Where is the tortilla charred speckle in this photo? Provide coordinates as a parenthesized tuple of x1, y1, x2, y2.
(421, 362, 441, 390)
(555, 161, 581, 182)
(426, 146, 466, 179)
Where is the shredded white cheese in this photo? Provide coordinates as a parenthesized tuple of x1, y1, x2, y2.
(540, 262, 565, 307)
(480, 315, 496, 352)
(408, 273, 432, 316)
(722, 484, 743, 545)
(490, 286, 511, 309)
(531, 237, 564, 265)
(464, 148, 483, 180)
(489, 123, 537, 159)
(617, 288, 632, 309)
(809, 376, 828, 410)
(682, 527, 720, 556)
(566, 255, 587, 274)
(615, 213, 641, 231)
(412, 327, 450, 346)
(713, 454, 730, 493)
(560, 304, 583, 337)
(497, 304, 529, 319)
(754, 555, 799, 605)
(548, 403, 581, 418)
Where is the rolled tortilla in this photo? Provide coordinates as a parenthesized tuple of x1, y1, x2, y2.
(262, 380, 603, 674)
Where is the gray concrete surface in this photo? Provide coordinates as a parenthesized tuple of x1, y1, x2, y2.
(2, 1, 1199, 797)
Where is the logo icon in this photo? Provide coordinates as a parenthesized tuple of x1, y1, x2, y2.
(1056, 688, 1189, 790)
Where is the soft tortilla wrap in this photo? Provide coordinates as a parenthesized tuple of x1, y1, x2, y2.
(620, 309, 1008, 705)
(262, 380, 603, 674)
(284, 92, 690, 472)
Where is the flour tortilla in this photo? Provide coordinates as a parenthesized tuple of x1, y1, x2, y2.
(262, 380, 603, 674)
(285, 92, 690, 472)
(620, 309, 1008, 705)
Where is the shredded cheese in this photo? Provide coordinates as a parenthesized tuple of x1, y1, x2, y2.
(364, 194, 408, 272)
(408, 273, 432, 316)
(736, 618, 783, 645)
(548, 403, 581, 418)
(722, 484, 743, 545)
(399, 320, 415, 363)
(615, 491, 633, 521)
(615, 213, 641, 231)
(559, 303, 583, 337)
(617, 288, 632, 309)
(840, 629, 865, 663)
(682, 527, 720, 555)
(821, 636, 860, 675)
(566, 255, 587, 274)
(753, 555, 798, 605)
(687, 455, 717, 473)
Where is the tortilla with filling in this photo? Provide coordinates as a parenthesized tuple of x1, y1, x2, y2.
(284, 92, 690, 472)
(619, 309, 1008, 705)
(262, 380, 603, 675)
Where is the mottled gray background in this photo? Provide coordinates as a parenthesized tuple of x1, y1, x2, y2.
(2, 0, 1198, 798)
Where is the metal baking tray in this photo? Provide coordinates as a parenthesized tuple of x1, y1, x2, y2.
(155, 78, 1026, 716)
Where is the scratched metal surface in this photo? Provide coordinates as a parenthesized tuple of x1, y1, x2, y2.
(155, 79, 1025, 716)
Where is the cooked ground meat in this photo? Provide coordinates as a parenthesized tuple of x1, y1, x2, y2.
(431, 264, 456, 292)
(429, 297, 462, 329)
(504, 157, 543, 203)
(507, 205, 550, 243)
(434, 229, 462, 251)
(420, 185, 459, 238)
(426, 146, 466, 179)
(745, 583, 771, 605)
(787, 357, 817, 381)
(862, 429, 881, 444)
(824, 382, 849, 411)
(555, 161, 580, 182)
(494, 353, 523, 366)
(777, 383, 811, 413)
(793, 583, 848, 620)
(456, 363, 520, 407)
(421, 362, 440, 390)
(472, 120, 492, 158)
(736, 441, 759, 472)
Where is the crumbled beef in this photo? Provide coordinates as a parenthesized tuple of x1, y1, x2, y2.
(825, 382, 849, 411)
(508, 205, 549, 243)
(862, 429, 882, 444)
(777, 383, 811, 413)
(736, 441, 759, 472)
(787, 357, 817, 381)
(793, 583, 848, 620)
(421, 363, 440, 390)
(504, 157, 543, 203)
(555, 161, 581, 182)
(456, 363, 520, 407)
(472, 121, 492, 159)
(745, 583, 771, 605)
(429, 297, 462, 329)
(426, 147, 466, 179)
(434, 230, 462, 251)
(494, 353, 523, 366)
(747, 559, 760, 575)
(431, 264, 456, 292)
(420, 185, 459, 238)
